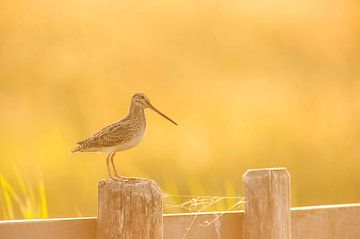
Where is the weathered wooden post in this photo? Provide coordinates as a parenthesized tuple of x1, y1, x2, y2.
(96, 178, 163, 239)
(243, 168, 291, 239)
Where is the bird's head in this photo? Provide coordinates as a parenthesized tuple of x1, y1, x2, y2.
(131, 93, 177, 125)
(132, 93, 150, 107)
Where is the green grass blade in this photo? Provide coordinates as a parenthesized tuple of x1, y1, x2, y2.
(0, 170, 48, 220)
(0, 176, 15, 219)
(39, 179, 48, 218)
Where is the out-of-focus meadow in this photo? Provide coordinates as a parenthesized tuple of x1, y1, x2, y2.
(0, 0, 359, 219)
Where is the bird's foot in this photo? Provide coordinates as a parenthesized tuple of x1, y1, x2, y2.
(108, 176, 118, 181)
(117, 176, 145, 183)
(108, 175, 145, 183)
(115, 176, 126, 181)
(111, 173, 124, 180)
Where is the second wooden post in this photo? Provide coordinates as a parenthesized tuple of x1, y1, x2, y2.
(96, 178, 163, 239)
(243, 168, 291, 239)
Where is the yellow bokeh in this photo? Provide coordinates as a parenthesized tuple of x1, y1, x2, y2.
(0, 0, 359, 218)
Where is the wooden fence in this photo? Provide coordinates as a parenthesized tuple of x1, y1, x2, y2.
(0, 168, 359, 239)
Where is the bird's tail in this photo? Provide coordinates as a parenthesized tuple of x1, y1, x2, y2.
(70, 145, 81, 153)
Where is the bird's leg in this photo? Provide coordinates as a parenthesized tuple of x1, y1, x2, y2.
(106, 154, 116, 180)
(110, 153, 123, 180)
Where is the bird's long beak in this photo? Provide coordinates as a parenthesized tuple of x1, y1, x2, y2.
(147, 101, 177, 125)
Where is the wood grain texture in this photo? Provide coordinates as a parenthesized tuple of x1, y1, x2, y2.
(292, 204, 360, 239)
(0, 204, 359, 239)
(0, 217, 96, 239)
(243, 168, 291, 239)
(163, 211, 244, 239)
(96, 178, 162, 239)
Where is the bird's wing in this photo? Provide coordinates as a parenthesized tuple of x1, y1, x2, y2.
(77, 119, 132, 148)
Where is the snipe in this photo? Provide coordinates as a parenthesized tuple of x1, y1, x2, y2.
(71, 93, 177, 180)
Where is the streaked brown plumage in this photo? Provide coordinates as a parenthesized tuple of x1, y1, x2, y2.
(71, 93, 177, 180)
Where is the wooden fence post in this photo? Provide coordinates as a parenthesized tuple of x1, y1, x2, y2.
(243, 168, 291, 239)
(96, 178, 163, 239)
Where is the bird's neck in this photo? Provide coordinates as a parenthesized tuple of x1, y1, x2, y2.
(128, 104, 146, 120)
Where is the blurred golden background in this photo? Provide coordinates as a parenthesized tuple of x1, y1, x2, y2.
(0, 0, 359, 219)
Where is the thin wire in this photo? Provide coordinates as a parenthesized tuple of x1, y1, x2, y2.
(161, 193, 245, 239)
(162, 193, 244, 199)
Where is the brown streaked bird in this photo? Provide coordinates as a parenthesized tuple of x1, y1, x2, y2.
(71, 93, 177, 180)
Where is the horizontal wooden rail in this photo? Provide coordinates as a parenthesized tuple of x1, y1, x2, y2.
(292, 203, 360, 239)
(0, 204, 359, 239)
